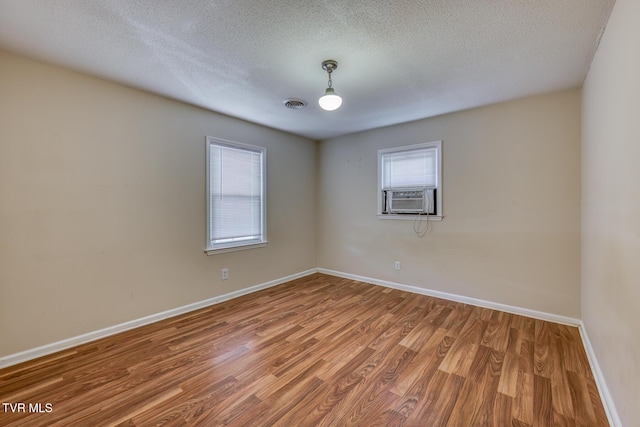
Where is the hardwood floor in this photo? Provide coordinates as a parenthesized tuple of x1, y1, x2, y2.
(0, 273, 608, 426)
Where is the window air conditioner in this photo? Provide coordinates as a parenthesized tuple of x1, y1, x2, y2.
(383, 188, 436, 214)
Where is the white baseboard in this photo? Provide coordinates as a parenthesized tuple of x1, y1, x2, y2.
(0, 269, 317, 369)
(317, 268, 581, 326)
(577, 324, 622, 427)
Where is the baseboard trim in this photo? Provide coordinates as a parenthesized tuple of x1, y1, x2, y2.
(317, 268, 581, 326)
(577, 324, 622, 427)
(0, 269, 317, 369)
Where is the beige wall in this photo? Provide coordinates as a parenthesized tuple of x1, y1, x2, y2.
(582, 0, 640, 424)
(0, 47, 594, 375)
(0, 51, 317, 357)
(317, 90, 582, 317)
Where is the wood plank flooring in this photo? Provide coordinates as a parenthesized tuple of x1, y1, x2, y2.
(0, 273, 608, 426)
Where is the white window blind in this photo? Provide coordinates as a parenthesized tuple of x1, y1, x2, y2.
(381, 147, 437, 189)
(207, 138, 266, 252)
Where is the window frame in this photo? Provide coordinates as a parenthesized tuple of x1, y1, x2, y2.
(205, 136, 267, 255)
(377, 140, 443, 221)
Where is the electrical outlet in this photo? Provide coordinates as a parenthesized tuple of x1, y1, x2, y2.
(221, 268, 229, 280)
(394, 261, 400, 270)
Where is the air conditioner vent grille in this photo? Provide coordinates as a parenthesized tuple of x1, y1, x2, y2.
(383, 188, 436, 215)
(284, 99, 307, 109)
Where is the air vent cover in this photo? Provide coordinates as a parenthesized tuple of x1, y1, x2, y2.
(284, 98, 307, 109)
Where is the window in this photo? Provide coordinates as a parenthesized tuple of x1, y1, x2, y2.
(377, 141, 442, 220)
(206, 137, 266, 254)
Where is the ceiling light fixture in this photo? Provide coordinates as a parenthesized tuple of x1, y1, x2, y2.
(319, 60, 342, 111)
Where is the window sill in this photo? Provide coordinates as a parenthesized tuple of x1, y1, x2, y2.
(377, 214, 443, 221)
(205, 241, 268, 255)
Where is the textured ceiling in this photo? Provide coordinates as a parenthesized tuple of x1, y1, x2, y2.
(0, 0, 615, 140)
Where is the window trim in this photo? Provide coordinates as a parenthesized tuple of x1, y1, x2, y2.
(205, 136, 267, 255)
(377, 141, 443, 220)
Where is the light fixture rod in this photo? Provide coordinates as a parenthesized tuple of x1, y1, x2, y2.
(322, 60, 338, 88)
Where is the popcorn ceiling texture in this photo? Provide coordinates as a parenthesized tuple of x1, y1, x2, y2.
(0, 0, 614, 139)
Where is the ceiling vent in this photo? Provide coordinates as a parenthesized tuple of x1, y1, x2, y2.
(284, 98, 307, 109)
